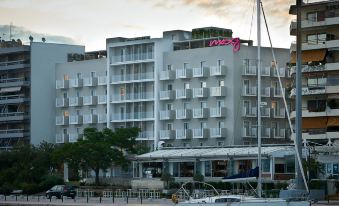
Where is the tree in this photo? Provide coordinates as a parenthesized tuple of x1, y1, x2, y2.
(161, 172, 174, 189)
(59, 127, 140, 185)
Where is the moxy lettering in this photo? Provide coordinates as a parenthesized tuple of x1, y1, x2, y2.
(208, 37, 241, 52)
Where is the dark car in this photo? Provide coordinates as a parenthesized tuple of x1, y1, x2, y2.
(46, 185, 76, 199)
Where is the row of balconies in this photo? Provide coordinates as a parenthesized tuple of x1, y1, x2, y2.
(159, 128, 227, 140)
(0, 59, 30, 71)
(290, 108, 339, 119)
(0, 129, 28, 138)
(0, 112, 28, 122)
(289, 62, 339, 76)
(56, 76, 108, 89)
(242, 87, 285, 97)
(111, 92, 154, 102)
(242, 107, 286, 118)
(160, 87, 226, 100)
(290, 39, 339, 51)
(290, 84, 339, 97)
(160, 107, 227, 120)
(111, 72, 154, 84)
(56, 95, 107, 107)
(242, 127, 287, 138)
(0, 94, 26, 105)
(290, 16, 339, 35)
(160, 65, 226, 80)
(242, 66, 286, 77)
(0, 77, 30, 88)
(111, 52, 154, 64)
(56, 114, 107, 125)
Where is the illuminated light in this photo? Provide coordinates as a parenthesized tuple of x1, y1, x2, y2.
(208, 37, 241, 52)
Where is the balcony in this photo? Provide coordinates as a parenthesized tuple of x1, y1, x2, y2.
(243, 87, 257, 96)
(176, 129, 192, 139)
(192, 108, 209, 119)
(271, 128, 286, 138)
(160, 90, 175, 100)
(83, 77, 97, 87)
(272, 67, 285, 77)
(98, 95, 107, 104)
(242, 127, 257, 137)
(111, 52, 154, 64)
(210, 65, 226, 76)
(176, 109, 192, 119)
(56, 98, 69, 107)
(210, 128, 227, 138)
(160, 70, 175, 80)
(98, 114, 107, 123)
(160, 110, 175, 120)
(56, 80, 69, 89)
(111, 112, 154, 122)
(55, 134, 67, 144)
(0, 94, 25, 105)
(193, 128, 209, 139)
(192, 67, 209, 77)
(111, 72, 154, 84)
(69, 115, 83, 125)
(176, 68, 192, 79)
(83, 96, 98, 105)
(290, 17, 339, 35)
(69, 97, 83, 107)
(0, 112, 26, 121)
(210, 86, 226, 97)
(261, 87, 271, 97)
(290, 109, 339, 119)
(69, 78, 83, 88)
(210, 107, 227, 118)
(136, 131, 154, 141)
(273, 88, 285, 97)
(0, 77, 29, 88)
(301, 131, 339, 141)
(160, 130, 175, 140)
(243, 107, 257, 117)
(98, 76, 107, 85)
(56, 116, 69, 126)
(261, 67, 270, 76)
(0, 129, 26, 138)
(274, 108, 286, 118)
(243, 65, 256, 76)
(111, 92, 154, 102)
(290, 87, 326, 97)
(176, 89, 192, 99)
(261, 108, 271, 118)
(0, 59, 30, 71)
(193, 88, 209, 98)
(262, 128, 271, 138)
(69, 133, 82, 143)
(83, 114, 98, 124)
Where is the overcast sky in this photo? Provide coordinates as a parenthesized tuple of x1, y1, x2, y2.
(0, 0, 298, 51)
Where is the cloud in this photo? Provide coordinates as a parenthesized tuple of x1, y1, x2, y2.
(0, 24, 76, 45)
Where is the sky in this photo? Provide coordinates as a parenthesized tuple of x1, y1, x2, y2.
(0, 0, 298, 51)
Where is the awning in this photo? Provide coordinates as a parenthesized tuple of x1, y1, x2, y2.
(290, 49, 326, 64)
(302, 117, 327, 129)
(327, 117, 339, 127)
(0, 87, 21, 93)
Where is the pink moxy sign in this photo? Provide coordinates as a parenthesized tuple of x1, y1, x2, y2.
(208, 37, 240, 52)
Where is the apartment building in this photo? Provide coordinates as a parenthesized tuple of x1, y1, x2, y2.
(55, 27, 291, 150)
(0, 40, 84, 149)
(289, 0, 339, 145)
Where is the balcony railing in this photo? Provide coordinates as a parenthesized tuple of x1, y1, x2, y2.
(243, 65, 257, 75)
(137, 131, 154, 140)
(98, 76, 107, 85)
(69, 78, 83, 88)
(192, 108, 208, 118)
(193, 88, 208, 98)
(160, 110, 175, 120)
(160, 90, 175, 100)
(69, 133, 82, 143)
(210, 86, 226, 97)
(0, 59, 30, 71)
(98, 95, 107, 104)
(261, 108, 271, 117)
(243, 87, 257, 96)
(274, 108, 286, 118)
(242, 127, 257, 137)
(192, 128, 209, 139)
(69, 97, 83, 106)
(56, 116, 69, 126)
(0, 112, 27, 121)
(83, 96, 97, 105)
(55, 134, 66, 143)
(56, 98, 68, 107)
(111, 92, 154, 102)
(176, 109, 192, 119)
(210, 65, 226, 76)
(274, 88, 285, 97)
(56, 80, 69, 89)
(176, 68, 192, 79)
(83, 77, 97, 86)
(160, 130, 175, 140)
(261, 87, 271, 97)
(176, 129, 192, 139)
(272, 128, 286, 138)
(243, 107, 257, 117)
(210, 128, 227, 138)
(160, 70, 175, 80)
(83, 114, 98, 124)
(111, 52, 154, 63)
(176, 89, 192, 99)
(98, 114, 107, 123)
(192, 67, 209, 77)
(111, 112, 154, 121)
(111, 72, 154, 83)
(0, 129, 26, 138)
(210, 107, 226, 117)
(273, 67, 286, 77)
(69, 115, 83, 125)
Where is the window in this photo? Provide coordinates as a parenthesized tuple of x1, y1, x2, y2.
(76, 110, 81, 115)
(77, 73, 82, 79)
(307, 100, 326, 112)
(76, 90, 81, 97)
(307, 12, 317, 22)
(183, 102, 190, 109)
(76, 127, 81, 134)
(63, 74, 69, 80)
(200, 101, 207, 108)
(275, 164, 285, 173)
(200, 61, 206, 68)
(218, 121, 225, 128)
(63, 110, 69, 117)
(63, 92, 67, 98)
(219, 79, 224, 87)
(91, 71, 96, 77)
(205, 161, 211, 177)
(212, 160, 227, 177)
(63, 128, 67, 134)
(218, 59, 225, 67)
(184, 83, 190, 89)
(90, 108, 97, 115)
(262, 159, 270, 172)
(217, 100, 224, 108)
(167, 103, 173, 110)
(167, 84, 172, 90)
(184, 122, 189, 130)
(167, 65, 172, 70)
(201, 81, 206, 88)
(167, 123, 173, 130)
(91, 89, 96, 96)
(201, 122, 207, 128)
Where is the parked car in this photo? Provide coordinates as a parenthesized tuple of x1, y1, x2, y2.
(46, 185, 76, 199)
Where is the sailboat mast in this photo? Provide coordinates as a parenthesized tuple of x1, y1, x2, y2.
(257, 0, 262, 198)
(295, 0, 304, 190)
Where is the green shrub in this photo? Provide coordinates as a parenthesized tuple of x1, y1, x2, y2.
(21, 183, 40, 194)
(39, 175, 64, 190)
(0, 182, 14, 195)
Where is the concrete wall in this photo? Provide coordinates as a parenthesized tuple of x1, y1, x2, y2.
(30, 42, 84, 145)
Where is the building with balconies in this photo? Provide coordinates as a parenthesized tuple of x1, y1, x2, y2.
(0, 40, 84, 149)
(289, 0, 339, 145)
